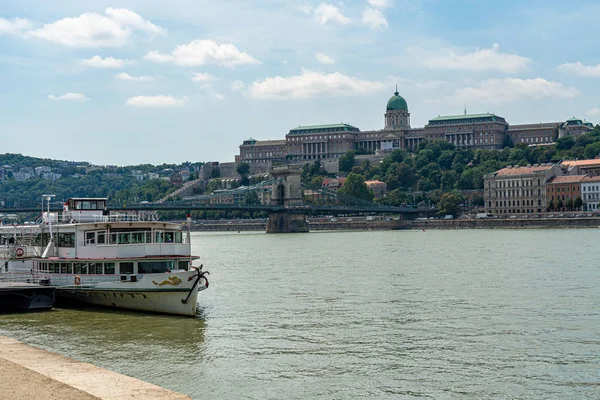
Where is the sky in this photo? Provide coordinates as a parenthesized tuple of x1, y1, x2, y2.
(1, 0, 599, 166)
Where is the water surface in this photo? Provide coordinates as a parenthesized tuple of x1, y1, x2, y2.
(1, 229, 599, 399)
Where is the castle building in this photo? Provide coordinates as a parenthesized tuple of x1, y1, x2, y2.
(424, 113, 508, 149)
(237, 89, 596, 170)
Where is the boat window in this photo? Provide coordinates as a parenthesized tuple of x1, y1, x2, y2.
(80, 263, 88, 274)
(85, 231, 96, 246)
(74, 263, 82, 274)
(57, 233, 75, 247)
(138, 261, 175, 274)
(89, 263, 99, 274)
(131, 232, 146, 244)
(104, 262, 115, 275)
(175, 231, 183, 243)
(39, 262, 47, 272)
(60, 263, 67, 274)
(120, 262, 134, 274)
(178, 261, 189, 271)
(97, 232, 105, 244)
(118, 233, 131, 244)
(164, 232, 174, 243)
(155, 231, 163, 243)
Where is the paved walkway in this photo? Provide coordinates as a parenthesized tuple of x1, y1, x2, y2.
(0, 336, 190, 400)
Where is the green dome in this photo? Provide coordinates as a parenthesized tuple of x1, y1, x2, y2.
(386, 91, 408, 111)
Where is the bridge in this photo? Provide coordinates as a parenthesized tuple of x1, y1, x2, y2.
(0, 165, 437, 233)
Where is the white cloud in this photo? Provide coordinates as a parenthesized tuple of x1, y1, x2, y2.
(104, 8, 164, 36)
(115, 72, 155, 81)
(315, 52, 335, 64)
(453, 78, 579, 104)
(558, 62, 600, 77)
(191, 72, 217, 82)
(424, 43, 530, 73)
(247, 69, 384, 99)
(125, 95, 187, 107)
(313, 3, 350, 25)
(26, 8, 164, 47)
(361, 7, 388, 30)
(231, 80, 245, 91)
(368, 0, 392, 8)
(0, 17, 32, 35)
(48, 92, 89, 102)
(145, 39, 259, 67)
(81, 55, 135, 68)
(588, 108, 600, 116)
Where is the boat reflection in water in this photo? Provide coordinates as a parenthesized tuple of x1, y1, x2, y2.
(0, 306, 206, 366)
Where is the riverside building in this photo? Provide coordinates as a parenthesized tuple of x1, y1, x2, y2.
(483, 164, 564, 215)
(546, 175, 586, 209)
(581, 176, 600, 211)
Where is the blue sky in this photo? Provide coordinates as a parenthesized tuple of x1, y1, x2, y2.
(1, 0, 599, 166)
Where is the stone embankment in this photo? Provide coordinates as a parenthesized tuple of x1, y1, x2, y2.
(190, 217, 600, 232)
(0, 336, 190, 400)
(409, 217, 600, 229)
(190, 219, 402, 232)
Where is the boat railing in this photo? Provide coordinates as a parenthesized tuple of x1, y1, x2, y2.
(60, 213, 143, 223)
(0, 244, 39, 259)
(47, 273, 121, 287)
(0, 271, 49, 285)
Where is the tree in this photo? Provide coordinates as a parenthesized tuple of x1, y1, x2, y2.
(437, 192, 462, 217)
(244, 190, 260, 205)
(565, 198, 574, 211)
(236, 162, 250, 186)
(557, 198, 564, 211)
(501, 134, 514, 148)
(471, 193, 484, 207)
(339, 172, 374, 201)
(339, 150, 356, 173)
(556, 136, 575, 151)
(548, 199, 555, 212)
(574, 196, 583, 211)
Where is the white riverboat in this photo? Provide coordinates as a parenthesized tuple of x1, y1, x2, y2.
(0, 197, 208, 316)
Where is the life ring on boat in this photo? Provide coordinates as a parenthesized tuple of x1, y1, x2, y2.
(74, 276, 81, 286)
(15, 248, 24, 257)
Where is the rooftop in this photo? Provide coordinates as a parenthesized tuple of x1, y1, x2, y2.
(582, 176, 600, 182)
(428, 113, 507, 124)
(548, 175, 587, 184)
(289, 123, 360, 134)
(508, 122, 562, 131)
(561, 159, 600, 167)
(495, 165, 553, 176)
(252, 140, 286, 147)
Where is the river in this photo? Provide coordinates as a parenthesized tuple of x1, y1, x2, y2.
(1, 229, 599, 399)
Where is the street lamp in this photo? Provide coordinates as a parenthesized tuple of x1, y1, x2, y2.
(41, 194, 55, 213)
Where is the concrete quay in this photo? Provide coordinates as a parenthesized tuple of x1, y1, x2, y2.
(0, 336, 190, 400)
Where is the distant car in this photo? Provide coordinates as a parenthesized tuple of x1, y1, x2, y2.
(330, 218, 338, 222)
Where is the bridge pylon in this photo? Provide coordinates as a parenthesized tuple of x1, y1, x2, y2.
(266, 164, 309, 234)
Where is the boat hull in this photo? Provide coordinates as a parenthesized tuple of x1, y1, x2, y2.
(56, 285, 206, 316)
(0, 284, 55, 312)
